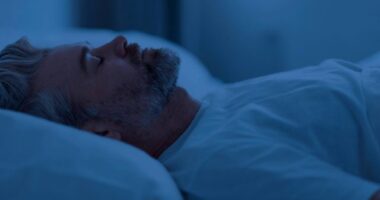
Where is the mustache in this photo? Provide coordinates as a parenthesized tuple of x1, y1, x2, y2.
(125, 43, 142, 65)
(142, 48, 180, 109)
(143, 49, 179, 84)
(125, 44, 180, 79)
(125, 43, 180, 101)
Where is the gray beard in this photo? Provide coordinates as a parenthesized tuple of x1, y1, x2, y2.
(97, 48, 180, 130)
(143, 48, 180, 115)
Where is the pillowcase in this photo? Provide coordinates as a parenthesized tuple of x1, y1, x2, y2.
(0, 28, 223, 100)
(0, 109, 183, 200)
(358, 50, 380, 68)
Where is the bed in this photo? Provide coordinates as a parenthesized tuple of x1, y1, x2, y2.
(0, 28, 379, 200)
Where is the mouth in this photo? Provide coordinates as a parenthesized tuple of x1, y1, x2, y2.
(124, 42, 143, 65)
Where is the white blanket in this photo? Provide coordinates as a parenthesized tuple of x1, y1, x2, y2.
(159, 59, 380, 200)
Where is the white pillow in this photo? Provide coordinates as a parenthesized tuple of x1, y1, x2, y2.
(0, 27, 222, 200)
(358, 50, 380, 68)
(0, 108, 182, 200)
(0, 28, 223, 100)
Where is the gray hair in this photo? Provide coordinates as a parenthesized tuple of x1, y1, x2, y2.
(0, 38, 94, 127)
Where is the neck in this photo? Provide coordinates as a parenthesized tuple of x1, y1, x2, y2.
(140, 87, 200, 158)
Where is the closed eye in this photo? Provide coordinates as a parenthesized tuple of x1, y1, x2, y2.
(79, 44, 103, 73)
(90, 54, 104, 65)
(97, 56, 104, 65)
(85, 52, 104, 72)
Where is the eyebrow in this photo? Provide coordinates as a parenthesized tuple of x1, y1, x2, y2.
(79, 46, 89, 73)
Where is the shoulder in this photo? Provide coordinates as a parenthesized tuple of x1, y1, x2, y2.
(370, 190, 380, 200)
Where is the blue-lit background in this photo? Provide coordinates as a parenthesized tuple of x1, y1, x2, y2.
(1, 0, 380, 82)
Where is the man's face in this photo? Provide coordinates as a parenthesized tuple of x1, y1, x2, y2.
(32, 35, 179, 134)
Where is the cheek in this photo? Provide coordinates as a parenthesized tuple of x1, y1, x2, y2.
(93, 61, 147, 99)
(33, 60, 79, 93)
(106, 60, 143, 84)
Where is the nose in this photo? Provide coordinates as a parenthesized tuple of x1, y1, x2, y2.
(93, 35, 127, 58)
(112, 35, 128, 57)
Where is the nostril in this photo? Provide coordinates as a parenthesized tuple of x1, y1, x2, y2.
(113, 35, 128, 57)
(123, 41, 128, 50)
(125, 43, 142, 65)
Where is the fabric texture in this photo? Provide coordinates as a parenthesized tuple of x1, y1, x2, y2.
(0, 28, 222, 199)
(159, 59, 380, 200)
(0, 109, 182, 200)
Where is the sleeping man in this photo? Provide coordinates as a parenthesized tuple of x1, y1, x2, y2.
(0, 36, 380, 200)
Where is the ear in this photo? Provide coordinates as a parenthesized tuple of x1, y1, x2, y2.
(81, 120, 122, 140)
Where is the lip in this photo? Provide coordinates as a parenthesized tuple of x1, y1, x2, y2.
(112, 35, 128, 57)
(124, 43, 143, 64)
(141, 48, 158, 64)
(122, 41, 128, 57)
(141, 48, 148, 61)
(123, 41, 128, 50)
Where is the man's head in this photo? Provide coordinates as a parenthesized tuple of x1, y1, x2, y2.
(0, 36, 180, 142)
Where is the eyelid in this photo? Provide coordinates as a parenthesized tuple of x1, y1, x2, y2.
(80, 46, 90, 73)
(87, 54, 104, 74)
(87, 53, 102, 65)
(96, 55, 104, 65)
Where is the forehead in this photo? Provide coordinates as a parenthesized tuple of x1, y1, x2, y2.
(48, 41, 91, 57)
(32, 44, 84, 92)
(43, 42, 92, 71)
(44, 43, 84, 62)
(51, 43, 85, 55)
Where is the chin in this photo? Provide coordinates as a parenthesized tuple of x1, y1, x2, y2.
(145, 49, 179, 98)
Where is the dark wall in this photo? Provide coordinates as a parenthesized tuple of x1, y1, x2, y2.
(73, 0, 180, 42)
(179, 0, 380, 82)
